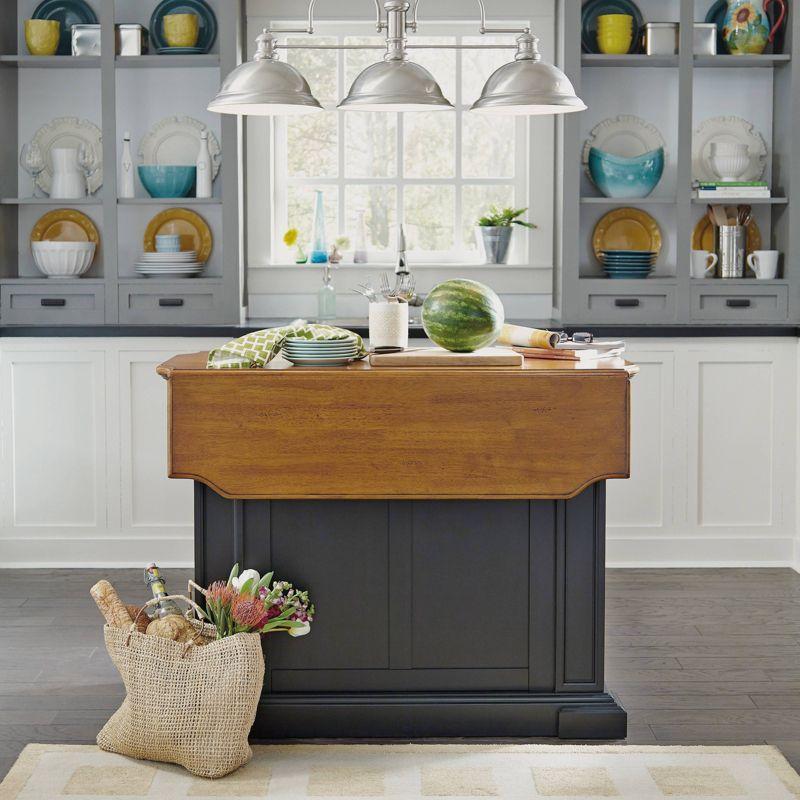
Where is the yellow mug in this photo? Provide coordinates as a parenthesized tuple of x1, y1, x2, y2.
(25, 19, 61, 56)
(163, 13, 200, 48)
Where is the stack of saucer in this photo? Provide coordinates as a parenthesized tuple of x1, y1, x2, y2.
(135, 250, 204, 278)
(281, 337, 360, 366)
(600, 250, 657, 279)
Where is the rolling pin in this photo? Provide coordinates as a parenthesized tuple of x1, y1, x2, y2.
(496, 324, 560, 350)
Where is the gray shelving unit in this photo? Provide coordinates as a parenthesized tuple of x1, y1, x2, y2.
(555, 0, 800, 324)
(0, 0, 245, 326)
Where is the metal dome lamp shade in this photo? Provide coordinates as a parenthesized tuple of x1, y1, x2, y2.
(208, 30, 323, 116)
(339, 0, 453, 112)
(471, 33, 586, 115)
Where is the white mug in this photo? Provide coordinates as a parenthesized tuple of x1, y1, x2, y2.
(691, 250, 718, 279)
(747, 250, 780, 280)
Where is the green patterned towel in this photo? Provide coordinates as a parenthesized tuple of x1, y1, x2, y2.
(207, 321, 367, 369)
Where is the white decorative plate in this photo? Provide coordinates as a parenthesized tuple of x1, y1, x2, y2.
(30, 117, 103, 196)
(582, 115, 666, 167)
(139, 116, 221, 180)
(692, 116, 767, 182)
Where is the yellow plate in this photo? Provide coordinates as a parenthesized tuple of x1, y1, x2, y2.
(143, 208, 213, 264)
(592, 207, 662, 262)
(692, 215, 762, 256)
(30, 208, 100, 244)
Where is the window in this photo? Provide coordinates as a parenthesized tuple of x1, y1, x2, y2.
(246, 5, 555, 270)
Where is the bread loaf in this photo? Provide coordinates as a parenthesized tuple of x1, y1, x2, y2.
(90, 581, 134, 629)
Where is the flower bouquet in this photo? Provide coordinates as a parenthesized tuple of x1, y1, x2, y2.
(191, 564, 314, 641)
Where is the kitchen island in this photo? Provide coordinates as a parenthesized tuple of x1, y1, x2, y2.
(157, 352, 634, 739)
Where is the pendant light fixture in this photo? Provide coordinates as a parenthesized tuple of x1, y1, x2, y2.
(472, 33, 586, 115)
(208, 0, 584, 118)
(339, 1, 453, 112)
(208, 30, 322, 116)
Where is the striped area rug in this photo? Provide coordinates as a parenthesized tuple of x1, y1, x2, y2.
(2, 743, 799, 799)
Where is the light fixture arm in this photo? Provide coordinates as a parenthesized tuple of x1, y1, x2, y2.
(271, 0, 531, 39)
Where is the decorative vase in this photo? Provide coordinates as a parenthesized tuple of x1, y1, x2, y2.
(723, 0, 785, 55)
(119, 132, 135, 199)
(479, 226, 513, 264)
(196, 130, 213, 199)
(317, 265, 336, 320)
(50, 148, 86, 199)
(295, 244, 308, 264)
(310, 190, 329, 264)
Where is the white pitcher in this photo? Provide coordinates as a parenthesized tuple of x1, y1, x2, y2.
(50, 147, 86, 199)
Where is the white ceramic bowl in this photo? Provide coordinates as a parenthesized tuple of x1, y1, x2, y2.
(710, 151, 750, 182)
(32, 241, 96, 278)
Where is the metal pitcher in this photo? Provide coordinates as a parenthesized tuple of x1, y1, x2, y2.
(717, 225, 746, 278)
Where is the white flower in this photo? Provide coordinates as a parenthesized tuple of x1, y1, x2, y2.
(289, 621, 311, 637)
(232, 569, 261, 593)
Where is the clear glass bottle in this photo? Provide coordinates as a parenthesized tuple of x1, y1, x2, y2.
(310, 189, 329, 264)
(317, 264, 336, 320)
(143, 562, 181, 619)
(353, 209, 368, 264)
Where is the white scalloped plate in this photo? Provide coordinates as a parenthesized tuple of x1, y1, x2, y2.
(582, 115, 666, 169)
(30, 116, 103, 196)
(139, 116, 221, 180)
(692, 115, 767, 182)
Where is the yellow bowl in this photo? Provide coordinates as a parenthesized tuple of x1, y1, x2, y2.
(598, 31, 633, 54)
(24, 19, 60, 56)
(597, 21, 633, 32)
(163, 13, 200, 48)
(597, 13, 634, 23)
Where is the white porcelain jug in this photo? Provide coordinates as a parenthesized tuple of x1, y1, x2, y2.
(50, 148, 86, 199)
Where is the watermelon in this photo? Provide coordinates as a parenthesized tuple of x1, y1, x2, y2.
(422, 279, 505, 353)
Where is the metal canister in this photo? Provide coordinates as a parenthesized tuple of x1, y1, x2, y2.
(694, 23, 718, 55)
(717, 225, 746, 278)
(644, 23, 679, 56)
(116, 24, 149, 56)
(71, 23, 101, 56)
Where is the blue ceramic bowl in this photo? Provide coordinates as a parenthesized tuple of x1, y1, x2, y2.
(138, 165, 197, 198)
(588, 146, 665, 199)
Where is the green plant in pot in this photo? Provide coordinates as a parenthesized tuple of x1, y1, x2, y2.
(476, 206, 536, 264)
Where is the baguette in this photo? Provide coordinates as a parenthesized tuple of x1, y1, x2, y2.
(89, 580, 134, 629)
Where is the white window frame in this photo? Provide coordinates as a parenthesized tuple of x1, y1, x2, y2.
(246, 0, 556, 271)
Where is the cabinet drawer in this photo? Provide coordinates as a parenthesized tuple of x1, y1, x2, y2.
(119, 282, 226, 324)
(0, 283, 105, 324)
(580, 286, 676, 323)
(691, 286, 788, 321)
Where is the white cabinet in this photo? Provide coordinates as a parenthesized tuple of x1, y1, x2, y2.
(607, 338, 797, 567)
(0, 338, 226, 567)
(0, 335, 798, 568)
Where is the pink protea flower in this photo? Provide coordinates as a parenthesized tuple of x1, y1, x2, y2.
(207, 581, 235, 606)
(231, 595, 270, 630)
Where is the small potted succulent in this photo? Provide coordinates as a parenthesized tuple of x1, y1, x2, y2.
(476, 206, 536, 264)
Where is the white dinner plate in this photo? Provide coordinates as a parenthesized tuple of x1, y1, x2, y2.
(582, 114, 666, 167)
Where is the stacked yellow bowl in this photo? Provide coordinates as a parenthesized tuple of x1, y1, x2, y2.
(597, 14, 634, 54)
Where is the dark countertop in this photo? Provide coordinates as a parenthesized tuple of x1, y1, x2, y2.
(1, 319, 799, 338)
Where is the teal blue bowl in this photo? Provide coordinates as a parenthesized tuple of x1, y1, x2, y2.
(588, 147, 665, 199)
(138, 165, 197, 198)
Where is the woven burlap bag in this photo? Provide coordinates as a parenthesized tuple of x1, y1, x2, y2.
(97, 596, 264, 779)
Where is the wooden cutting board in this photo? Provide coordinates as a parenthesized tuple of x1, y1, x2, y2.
(369, 347, 523, 367)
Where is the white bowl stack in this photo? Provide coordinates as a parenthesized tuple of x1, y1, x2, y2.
(135, 250, 204, 278)
(32, 241, 96, 278)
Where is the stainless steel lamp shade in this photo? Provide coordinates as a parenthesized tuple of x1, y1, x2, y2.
(339, 59, 454, 112)
(208, 31, 323, 116)
(471, 34, 586, 115)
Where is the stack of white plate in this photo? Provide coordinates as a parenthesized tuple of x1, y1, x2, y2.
(282, 337, 360, 366)
(135, 251, 204, 278)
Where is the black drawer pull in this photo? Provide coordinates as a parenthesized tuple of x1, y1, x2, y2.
(41, 298, 66, 307)
(614, 298, 640, 308)
(726, 298, 751, 308)
(159, 298, 184, 307)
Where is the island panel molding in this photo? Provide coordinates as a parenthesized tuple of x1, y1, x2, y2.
(158, 352, 631, 500)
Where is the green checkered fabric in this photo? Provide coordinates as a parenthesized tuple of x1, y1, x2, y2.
(207, 321, 367, 369)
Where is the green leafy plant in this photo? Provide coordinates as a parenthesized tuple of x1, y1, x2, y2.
(476, 206, 537, 229)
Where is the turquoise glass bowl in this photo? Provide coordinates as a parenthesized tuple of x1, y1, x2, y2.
(588, 146, 665, 199)
(138, 165, 197, 198)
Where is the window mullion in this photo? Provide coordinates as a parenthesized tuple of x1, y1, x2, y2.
(454, 38, 463, 257)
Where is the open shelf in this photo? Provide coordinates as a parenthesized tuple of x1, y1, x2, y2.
(117, 197, 223, 205)
(691, 197, 788, 205)
(115, 55, 221, 69)
(581, 54, 679, 68)
(694, 54, 791, 68)
(0, 55, 100, 68)
(581, 197, 677, 205)
(1, 197, 103, 205)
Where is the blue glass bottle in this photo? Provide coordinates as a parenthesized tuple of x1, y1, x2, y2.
(310, 190, 329, 264)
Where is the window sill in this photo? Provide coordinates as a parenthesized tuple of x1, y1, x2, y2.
(249, 262, 550, 270)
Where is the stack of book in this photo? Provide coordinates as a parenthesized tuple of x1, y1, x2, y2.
(514, 340, 626, 368)
(695, 181, 770, 200)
